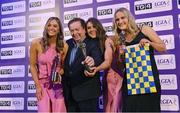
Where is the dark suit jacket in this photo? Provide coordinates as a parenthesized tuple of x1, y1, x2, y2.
(63, 37, 103, 102)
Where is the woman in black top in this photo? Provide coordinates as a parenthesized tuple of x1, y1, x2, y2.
(113, 8, 166, 112)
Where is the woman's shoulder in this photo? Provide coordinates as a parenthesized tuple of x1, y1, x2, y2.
(140, 25, 153, 36)
(31, 38, 42, 48)
(105, 36, 115, 51)
(31, 38, 42, 44)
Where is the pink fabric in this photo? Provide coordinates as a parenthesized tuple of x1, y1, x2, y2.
(37, 46, 66, 112)
(37, 83, 66, 112)
(105, 68, 123, 112)
(38, 47, 57, 79)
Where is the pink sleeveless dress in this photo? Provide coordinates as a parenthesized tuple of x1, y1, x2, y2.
(104, 46, 124, 113)
(105, 68, 123, 112)
(37, 46, 66, 112)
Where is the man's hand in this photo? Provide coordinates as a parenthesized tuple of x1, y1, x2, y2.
(84, 67, 97, 77)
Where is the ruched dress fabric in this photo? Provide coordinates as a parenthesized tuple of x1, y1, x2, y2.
(37, 46, 66, 112)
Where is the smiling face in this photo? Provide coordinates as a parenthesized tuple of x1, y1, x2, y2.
(46, 19, 59, 37)
(69, 21, 86, 42)
(86, 22, 97, 38)
(115, 11, 128, 31)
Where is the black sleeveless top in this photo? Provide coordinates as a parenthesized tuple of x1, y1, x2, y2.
(124, 31, 161, 93)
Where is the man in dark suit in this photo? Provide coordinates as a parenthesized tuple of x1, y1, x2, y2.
(63, 18, 103, 112)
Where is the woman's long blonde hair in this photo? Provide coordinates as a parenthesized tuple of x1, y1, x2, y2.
(41, 17, 64, 53)
(113, 8, 139, 47)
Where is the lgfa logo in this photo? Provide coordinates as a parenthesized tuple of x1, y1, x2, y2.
(155, 18, 171, 26)
(0, 65, 25, 78)
(11, 98, 24, 110)
(161, 95, 179, 111)
(161, 98, 176, 105)
(1, 46, 25, 59)
(155, 54, 176, 70)
(1, 31, 25, 44)
(29, 0, 55, 11)
(1, 1, 26, 15)
(159, 34, 175, 50)
(1, 16, 25, 29)
(153, 15, 173, 31)
(0, 98, 24, 110)
(135, 0, 172, 15)
(136, 15, 173, 31)
(161, 78, 175, 85)
(157, 58, 173, 65)
(160, 74, 177, 90)
(0, 81, 24, 94)
(154, 0, 170, 7)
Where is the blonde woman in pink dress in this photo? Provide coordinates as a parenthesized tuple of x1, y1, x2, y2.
(85, 18, 123, 112)
(30, 17, 68, 112)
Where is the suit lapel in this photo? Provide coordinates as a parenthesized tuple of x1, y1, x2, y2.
(72, 38, 89, 67)
(72, 48, 83, 66)
(66, 39, 75, 68)
(66, 38, 89, 68)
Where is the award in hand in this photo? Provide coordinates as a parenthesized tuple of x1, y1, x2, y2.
(118, 31, 126, 72)
(79, 41, 93, 72)
(50, 55, 61, 83)
(119, 30, 126, 45)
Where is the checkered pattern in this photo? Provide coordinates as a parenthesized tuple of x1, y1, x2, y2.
(125, 44, 157, 95)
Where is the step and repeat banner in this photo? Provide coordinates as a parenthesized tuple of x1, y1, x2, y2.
(0, 0, 179, 112)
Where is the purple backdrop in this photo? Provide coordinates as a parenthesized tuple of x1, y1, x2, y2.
(0, 0, 179, 112)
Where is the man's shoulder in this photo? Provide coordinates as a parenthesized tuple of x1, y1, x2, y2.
(66, 38, 74, 44)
